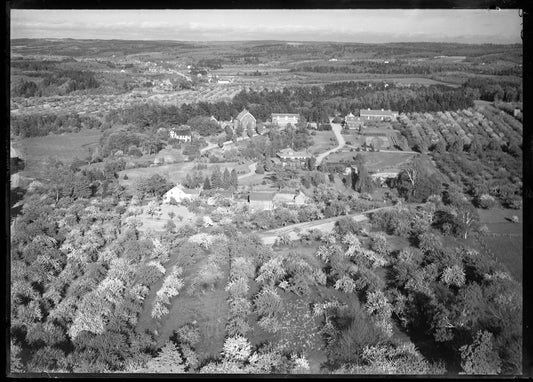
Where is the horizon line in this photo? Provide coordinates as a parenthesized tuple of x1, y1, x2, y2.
(10, 37, 523, 46)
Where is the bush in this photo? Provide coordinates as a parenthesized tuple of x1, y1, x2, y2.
(327, 307, 387, 366)
(136, 264, 164, 286)
(503, 195, 522, 209)
(475, 194, 496, 209)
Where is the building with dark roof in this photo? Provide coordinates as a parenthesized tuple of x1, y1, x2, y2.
(248, 191, 276, 211)
(277, 148, 312, 168)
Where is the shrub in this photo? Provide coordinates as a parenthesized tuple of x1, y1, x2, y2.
(503, 195, 522, 209)
(475, 194, 496, 209)
(222, 336, 252, 362)
(327, 307, 387, 366)
(136, 264, 164, 286)
(369, 232, 391, 256)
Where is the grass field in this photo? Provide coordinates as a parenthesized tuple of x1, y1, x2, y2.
(13, 129, 102, 179)
(325, 151, 416, 172)
(480, 235, 522, 282)
(294, 72, 461, 87)
(136, 204, 197, 233)
(136, 246, 230, 361)
(118, 161, 250, 190)
(309, 131, 336, 155)
(477, 207, 522, 281)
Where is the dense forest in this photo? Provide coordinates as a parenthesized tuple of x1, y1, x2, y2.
(292, 61, 521, 77)
(11, 80, 479, 138)
(12, 69, 100, 98)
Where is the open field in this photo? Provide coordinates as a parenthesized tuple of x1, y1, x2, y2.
(309, 130, 336, 154)
(136, 246, 230, 360)
(325, 150, 417, 172)
(477, 207, 522, 281)
(118, 161, 251, 189)
(481, 235, 522, 281)
(292, 72, 461, 87)
(136, 204, 198, 233)
(13, 129, 102, 179)
(478, 207, 523, 230)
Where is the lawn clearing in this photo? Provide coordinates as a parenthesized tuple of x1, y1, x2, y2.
(14, 128, 102, 179)
(479, 235, 522, 282)
(136, 243, 230, 361)
(325, 151, 416, 172)
(309, 131, 336, 155)
(478, 207, 523, 227)
(136, 204, 197, 233)
(118, 161, 249, 190)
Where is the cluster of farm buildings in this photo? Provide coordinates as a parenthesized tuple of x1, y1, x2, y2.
(168, 108, 399, 144)
(162, 183, 309, 212)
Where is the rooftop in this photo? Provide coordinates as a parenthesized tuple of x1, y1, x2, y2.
(171, 129, 191, 135)
(249, 191, 276, 201)
(236, 108, 255, 121)
(360, 109, 398, 116)
(277, 148, 311, 158)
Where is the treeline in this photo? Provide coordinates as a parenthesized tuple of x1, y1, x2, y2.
(292, 61, 521, 77)
(463, 78, 522, 103)
(12, 70, 100, 98)
(13, 81, 475, 138)
(11, 59, 66, 71)
(11, 113, 102, 137)
(196, 58, 223, 69)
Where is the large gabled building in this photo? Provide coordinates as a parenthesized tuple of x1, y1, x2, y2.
(344, 112, 364, 129)
(234, 108, 256, 133)
(277, 147, 312, 168)
(271, 113, 300, 127)
(359, 109, 399, 121)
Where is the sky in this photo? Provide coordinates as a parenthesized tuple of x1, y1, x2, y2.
(10, 9, 523, 44)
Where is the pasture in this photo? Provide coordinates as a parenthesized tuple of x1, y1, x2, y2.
(117, 161, 251, 190)
(477, 207, 522, 281)
(480, 235, 522, 282)
(13, 128, 102, 178)
(136, 245, 230, 361)
(135, 204, 198, 233)
(309, 130, 336, 155)
(325, 151, 416, 172)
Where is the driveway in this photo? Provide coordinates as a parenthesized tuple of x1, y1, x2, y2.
(315, 122, 345, 165)
(258, 205, 393, 245)
(238, 162, 257, 179)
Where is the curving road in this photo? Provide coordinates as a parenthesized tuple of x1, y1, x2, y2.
(258, 205, 393, 245)
(238, 162, 257, 179)
(315, 122, 345, 165)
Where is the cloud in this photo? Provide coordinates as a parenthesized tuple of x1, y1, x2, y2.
(10, 9, 522, 43)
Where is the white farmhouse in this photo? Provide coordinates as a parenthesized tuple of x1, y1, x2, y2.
(169, 128, 192, 142)
(163, 184, 200, 204)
